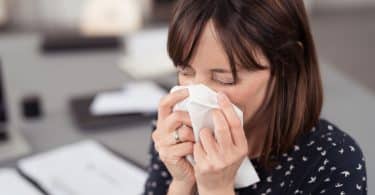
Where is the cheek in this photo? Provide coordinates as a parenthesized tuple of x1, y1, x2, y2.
(226, 88, 260, 120)
(226, 74, 270, 121)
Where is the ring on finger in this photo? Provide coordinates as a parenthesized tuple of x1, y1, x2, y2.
(173, 129, 182, 144)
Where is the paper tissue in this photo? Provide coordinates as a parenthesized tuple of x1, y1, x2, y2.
(170, 84, 260, 188)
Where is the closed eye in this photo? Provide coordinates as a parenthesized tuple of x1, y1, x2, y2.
(212, 74, 235, 85)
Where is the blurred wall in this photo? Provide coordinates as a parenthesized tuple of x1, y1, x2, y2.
(6, 0, 81, 31)
(5, 0, 375, 31)
(316, 0, 375, 9)
(5, 0, 151, 32)
(6, 0, 38, 30)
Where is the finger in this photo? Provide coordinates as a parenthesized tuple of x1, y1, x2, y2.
(164, 111, 192, 133)
(199, 128, 218, 156)
(158, 88, 189, 119)
(193, 141, 206, 165)
(211, 109, 232, 148)
(159, 142, 194, 161)
(217, 92, 246, 146)
(168, 142, 194, 157)
(164, 125, 195, 146)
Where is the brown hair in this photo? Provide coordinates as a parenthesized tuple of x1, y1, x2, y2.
(167, 0, 323, 169)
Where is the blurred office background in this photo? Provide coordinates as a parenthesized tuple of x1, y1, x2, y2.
(0, 0, 373, 194)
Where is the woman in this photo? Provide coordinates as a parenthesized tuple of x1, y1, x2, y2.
(144, 0, 367, 194)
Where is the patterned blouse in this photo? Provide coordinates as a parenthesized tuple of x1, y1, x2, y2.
(143, 119, 367, 195)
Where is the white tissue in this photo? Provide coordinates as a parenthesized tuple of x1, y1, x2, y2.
(170, 84, 260, 188)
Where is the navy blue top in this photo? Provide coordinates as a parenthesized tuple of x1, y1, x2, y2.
(143, 119, 367, 195)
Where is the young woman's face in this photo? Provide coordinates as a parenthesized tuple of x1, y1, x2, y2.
(177, 21, 271, 126)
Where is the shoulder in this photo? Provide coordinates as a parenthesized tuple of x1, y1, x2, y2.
(290, 119, 367, 194)
(293, 119, 365, 159)
(292, 118, 366, 169)
(284, 118, 366, 172)
(312, 118, 365, 166)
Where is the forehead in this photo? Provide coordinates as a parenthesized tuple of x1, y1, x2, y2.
(188, 21, 268, 72)
(188, 21, 231, 70)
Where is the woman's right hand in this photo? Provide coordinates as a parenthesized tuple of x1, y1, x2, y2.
(152, 88, 196, 186)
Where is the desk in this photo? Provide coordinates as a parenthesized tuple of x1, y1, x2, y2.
(0, 33, 161, 168)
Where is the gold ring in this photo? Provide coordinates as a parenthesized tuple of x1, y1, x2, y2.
(173, 129, 182, 144)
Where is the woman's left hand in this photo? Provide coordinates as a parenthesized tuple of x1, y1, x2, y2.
(193, 92, 249, 195)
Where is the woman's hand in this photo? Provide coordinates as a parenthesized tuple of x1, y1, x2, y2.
(193, 92, 249, 195)
(152, 89, 196, 187)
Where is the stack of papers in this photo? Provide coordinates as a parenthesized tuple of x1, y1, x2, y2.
(90, 81, 167, 116)
(0, 168, 43, 195)
(18, 140, 148, 195)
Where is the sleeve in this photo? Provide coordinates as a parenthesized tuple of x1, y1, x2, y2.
(143, 123, 173, 195)
(310, 136, 368, 195)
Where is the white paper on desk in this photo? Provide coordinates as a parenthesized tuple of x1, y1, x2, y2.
(0, 168, 43, 195)
(18, 140, 148, 195)
(90, 81, 166, 115)
(171, 84, 260, 188)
